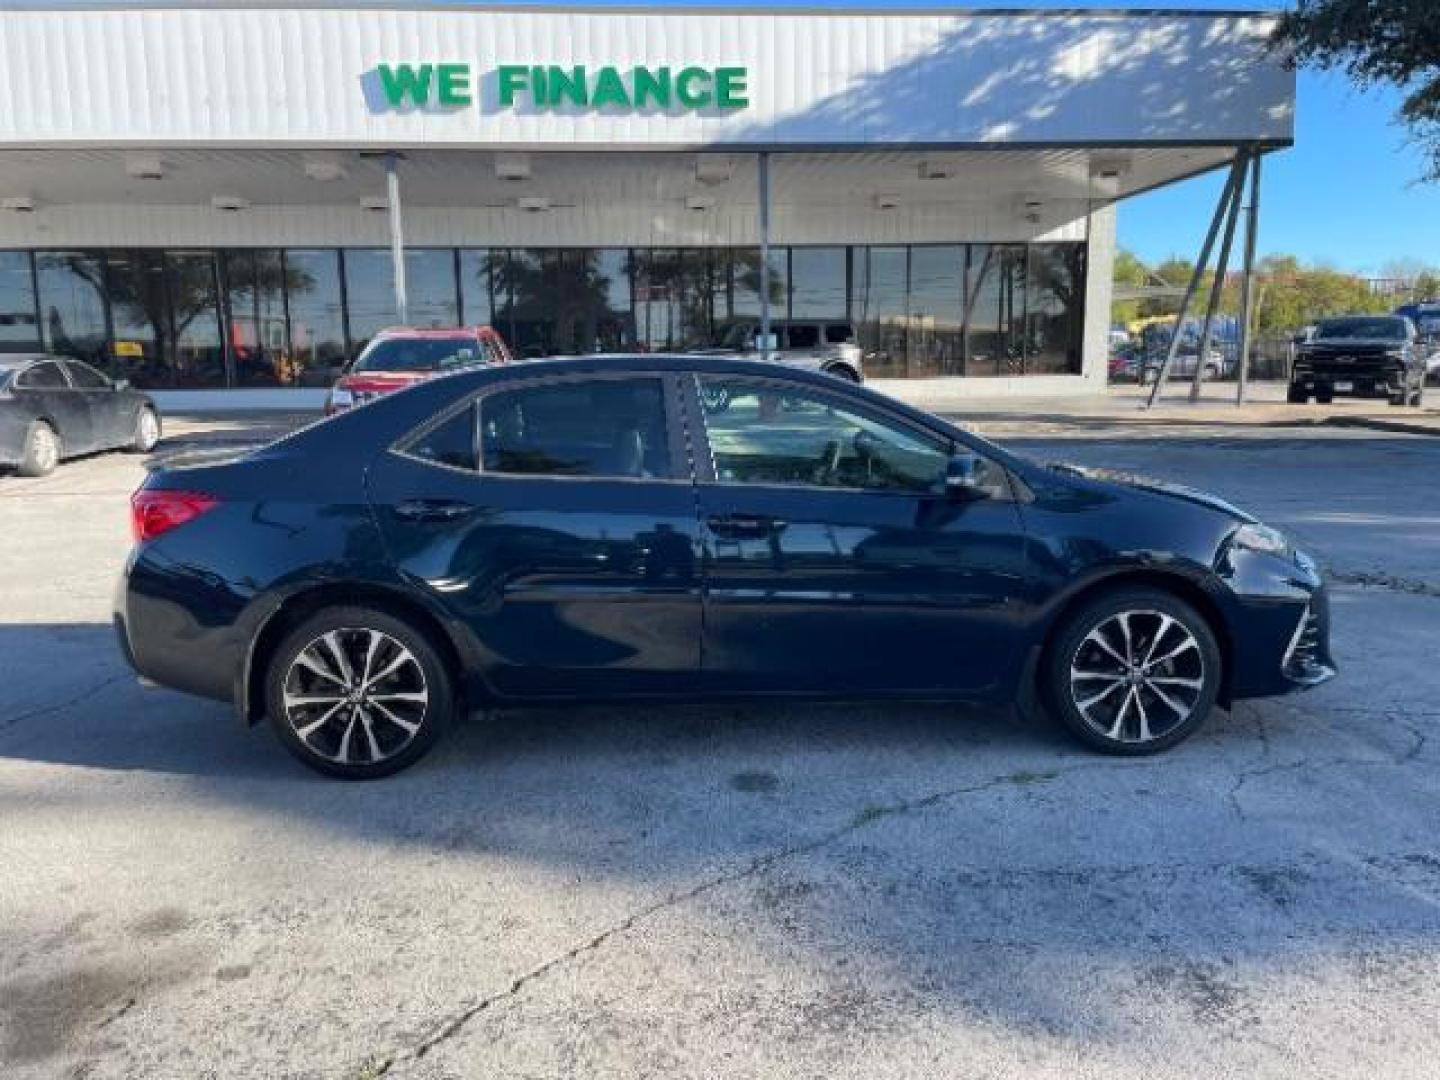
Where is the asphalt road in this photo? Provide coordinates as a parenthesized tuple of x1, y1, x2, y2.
(2, 416, 1438, 1079)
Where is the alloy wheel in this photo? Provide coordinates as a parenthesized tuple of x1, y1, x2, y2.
(138, 409, 160, 450)
(1068, 609, 1205, 745)
(282, 627, 429, 765)
(32, 425, 58, 472)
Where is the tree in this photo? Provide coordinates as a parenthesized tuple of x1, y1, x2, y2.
(1272, 2, 1440, 179)
(1414, 269, 1440, 300)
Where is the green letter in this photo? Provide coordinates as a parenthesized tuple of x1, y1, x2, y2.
(676, 67, 713, 109)
(591, 66, 632, 109)
(632, 66, 672, 108)
(547, 66, 588, 107)
(715, 67, 748, 109)
(437, 63, 472, 106)
(378, 63, 434, 108)
(497, 65, 528, 107)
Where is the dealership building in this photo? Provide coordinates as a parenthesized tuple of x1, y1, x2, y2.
(0, 3, 1295, 405)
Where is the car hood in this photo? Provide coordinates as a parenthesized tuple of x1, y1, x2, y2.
(1047, 463, 1254, 521)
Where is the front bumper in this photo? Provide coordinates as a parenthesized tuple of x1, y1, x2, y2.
(1279, 588, 1337, 689)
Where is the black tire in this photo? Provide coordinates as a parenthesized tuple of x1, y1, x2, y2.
(265, 606, 454, 779)
(128, 406, 161, 453)
(1285, 386, 1308, 404)
(17, 420, 61, 477)
(1041, 588, 1222, 756)
(1388, 390, 1406, 407)
(1315, 388, 1334, 405)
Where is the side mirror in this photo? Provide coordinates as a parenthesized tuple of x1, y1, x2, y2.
(945, 451, 988, 500)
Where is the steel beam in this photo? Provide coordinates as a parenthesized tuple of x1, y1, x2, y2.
(1146, 155, 1245, 408)
(1236, 152, 1263, 405)
(386, 152, 408, 326)
(1189, 150, 1247, 402)
(758, 151, 772, 359)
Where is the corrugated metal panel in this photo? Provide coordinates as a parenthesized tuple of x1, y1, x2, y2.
(0, 9, 1293, 147)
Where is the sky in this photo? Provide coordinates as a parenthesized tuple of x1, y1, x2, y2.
(33, 0, 1440, 276)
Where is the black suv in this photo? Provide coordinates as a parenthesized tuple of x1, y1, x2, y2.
(1289, 315, 1426, 406)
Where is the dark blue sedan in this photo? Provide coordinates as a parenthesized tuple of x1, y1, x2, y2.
(115, 355, 1335, 778)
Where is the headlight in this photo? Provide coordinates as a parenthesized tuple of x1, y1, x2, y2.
(1230, 522, 1290, 556)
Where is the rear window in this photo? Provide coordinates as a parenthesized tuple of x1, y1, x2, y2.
(354, 337, 485, 374)
(1314, 318, 1408, 341)
(825, 323, 856, 344)
(787, 325, 820, 348)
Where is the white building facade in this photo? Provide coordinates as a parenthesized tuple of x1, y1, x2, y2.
(0, 3, 1294, 404)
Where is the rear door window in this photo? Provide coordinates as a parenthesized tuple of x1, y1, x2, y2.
(405, 404, 479, 472)
(480, 377, 670, 479)
(64, 360, 111, 389)
(17, 361, 68, 389)
(787, 324, 820, 349)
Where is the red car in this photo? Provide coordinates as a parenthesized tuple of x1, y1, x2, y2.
(325, 327, 512, 415)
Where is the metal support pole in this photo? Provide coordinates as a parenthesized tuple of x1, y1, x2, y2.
(1236, 152, 1262, 405)
(1189, 151, 1247, 402)
(385, 153, 408, 325)
(758, 151, 772, 359)
(1146, 155, 1245, 408)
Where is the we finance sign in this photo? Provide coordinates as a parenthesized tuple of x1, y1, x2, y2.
(373, 63, 750, 112)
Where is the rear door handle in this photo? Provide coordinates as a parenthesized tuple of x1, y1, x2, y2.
(393, 498, 478, 523)
(706, 514, 787, 539)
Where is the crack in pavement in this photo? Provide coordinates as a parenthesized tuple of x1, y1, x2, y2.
(1, 673, 127, 731)
(359, 762, 1118, 1077)
(1325, 569, 1440, 599)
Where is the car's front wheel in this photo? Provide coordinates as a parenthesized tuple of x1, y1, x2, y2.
(1043, 588, 1222, 755)
(266, 607, 454, 778)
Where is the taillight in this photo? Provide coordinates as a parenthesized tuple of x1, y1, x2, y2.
(130, 489, 219, 542)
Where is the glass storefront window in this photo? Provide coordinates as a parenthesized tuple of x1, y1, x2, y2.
(406, 249, 460, 330)
(344, 249, 398, 355)
(907, 246, 964, 377)
(105, 250, 170, 387)
(286, 249, 347, 386)
(964, 245, 1027, 376)
(789, 247, 847, 320)
(458, 248, 496, 328)
(167, 251, 226, 388)
(635, 249, 717, 351)
(588, 249, 635, 353)
(34, 252, 108, 369)
(0, 252, 40, 353)
(853, 246, 908, 378)
(222, 250, 292, 386)
(1025, 244, 1086, 374)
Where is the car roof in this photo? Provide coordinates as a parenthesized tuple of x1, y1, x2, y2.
(0, 353, 50, 372)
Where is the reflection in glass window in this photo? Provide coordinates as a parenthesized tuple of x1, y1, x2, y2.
(345, 248, 459, 349)
(286, 250, 347, 386)
(1025, 244, 1086, 374)
(34, 252, 108, 369)
(223, 250, 291, 387)
(166, 252, 226, 389)
(406, 249, 460, 330)
(0, 252, 39, 353)
(408, 404, 478, 472)
(790, 247, 847, 320)
(852, 247, 907, 378)
(964, 245, 1026, 376)
(106, 250, 170, 387)
(635, 250, 717, 351)
(459, 248, 497, 328)
(481, 378, 669, 479)
(698, 377, 948, 493)
(908, 246, 964, 377)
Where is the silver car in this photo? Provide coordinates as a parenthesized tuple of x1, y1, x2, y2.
(709, 319, 865, 383)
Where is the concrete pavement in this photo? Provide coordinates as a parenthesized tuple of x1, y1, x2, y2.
(1, 407, 1438, 1079)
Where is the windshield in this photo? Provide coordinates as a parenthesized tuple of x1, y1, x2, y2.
(714, 322, 756, 349)
(353, 337, 484, 373)
(1313, 317, 1408, 342)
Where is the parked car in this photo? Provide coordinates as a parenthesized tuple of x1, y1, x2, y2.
(1288, 315, 1426, 406)
(1138, 347, 1231, 385)
(325, 326, 512, 415)
(115, 355, 1334, 778)
(0, 354, 160, 477)
(706, 318, 864, 381)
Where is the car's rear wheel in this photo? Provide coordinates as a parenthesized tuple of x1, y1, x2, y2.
(1286, 385, 1308, 404)
(17, 420, 60, 477)
(129, 406, 161, 453)
(266, 607, 453, 779)
(1042, 588, 1221, 755)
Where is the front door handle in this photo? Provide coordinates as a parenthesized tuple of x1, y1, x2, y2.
(393, 498, 478, 523)
(706, 513, 787, 539)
